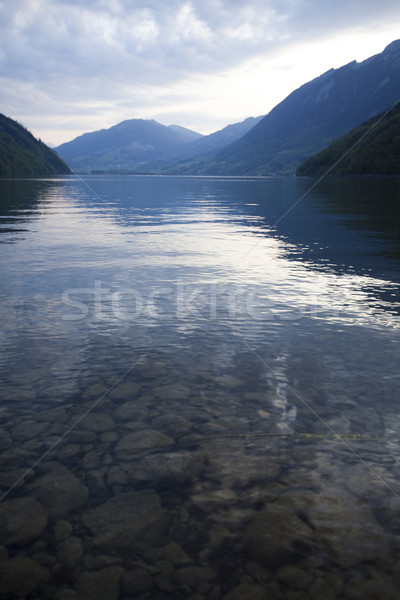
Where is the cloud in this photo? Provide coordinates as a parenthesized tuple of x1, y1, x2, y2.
(1, 0, 399, 143)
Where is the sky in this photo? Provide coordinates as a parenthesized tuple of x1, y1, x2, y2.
(1, 0, 400, 146)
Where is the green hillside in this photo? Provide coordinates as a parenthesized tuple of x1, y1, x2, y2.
(296, 103, 400, 176)
(0, 114, 71, 176)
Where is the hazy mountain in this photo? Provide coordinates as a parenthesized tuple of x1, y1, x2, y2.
(56, 115, 264, 173)
(56, 119, 203, 172)
(0, 114, 71, 176)
(296, 102, 400, 176)
(162, 115, 264, 173)
(206, 40, 400, 175)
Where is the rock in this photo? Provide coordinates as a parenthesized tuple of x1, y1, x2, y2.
(150, 414, 192, 438)
(54, 590, 78, 600)
(175, 566, 217, 591)
(308, 577, 337, 600)
(114, 429, 174, 460)
(276, 565, 312, 590)
(244, 502, 314, 567)
(56, 444, 81, 461)
(82, 383, 109, 399)
(0, 468, 35, 493)
(53, 520, 73, 542)
(57, 536, 84, 568)
(201, 439, 281, 487)
(109, 381, 142, 400)
(190, 489, 238, 512)
(344, 576, 398, 600)
(306, 487, 389, 566)
(68, 430, 98, 443)
(106, 465, 130, 486)
(32, 551, 57, 567)
(80, 451, 101, 471)
(0, 430, 12, 450)
(245, 561, 272, 585)
(222, 582, 269, 600)
(114, 401, 149, 421)
(123, 568, 154, 595)
(146, 542, 192, 567)
(134, 451, 204, 483)
(78, 412, 116, 433)
(82, 490, 165, 552)
(342, 463, 397, 501)
(100, 431, 119, 443)
(153, 383, 190, 400)
(0, 496, 48, 545)
(11, 419, 49, 440)
(75, 566, 124, 600)
(36, 407, 69, 423)
(27, 465, 89, 518)
(0, 545, 8, 561)
(86, 469, 107, 496)
(123, 420, 148, 431)
(82, 554, 123, 570)
(0, 556, 44, 597)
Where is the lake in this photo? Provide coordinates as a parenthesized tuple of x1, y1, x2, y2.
(0, 175, 400, 599)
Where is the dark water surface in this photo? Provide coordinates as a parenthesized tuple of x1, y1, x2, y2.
(0, 175, 400, 599)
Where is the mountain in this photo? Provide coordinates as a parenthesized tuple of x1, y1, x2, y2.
(56, 119, 203, 172)
(296, 102, 400, 176)
(163, 115, 264, 174)
(0, 114, 71, 176)
(206, 40, 400, 175)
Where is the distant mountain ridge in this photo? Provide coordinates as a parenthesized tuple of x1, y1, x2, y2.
(56, 119, 204, 172)
(162, 116, 264, 174)
(205, 39, 400, 175)
(0, 114, 71, 176)
(296, 102, 400, 176)
(56, 115, 264, 173)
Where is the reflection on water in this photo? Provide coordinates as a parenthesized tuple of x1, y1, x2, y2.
(0, 175, 400, 599)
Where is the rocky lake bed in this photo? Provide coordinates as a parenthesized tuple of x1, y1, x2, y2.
(1, 352, 400, 600)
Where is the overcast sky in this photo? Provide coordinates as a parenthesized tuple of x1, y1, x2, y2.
(1, 0, 400, 146)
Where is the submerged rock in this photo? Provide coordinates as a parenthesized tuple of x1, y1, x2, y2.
(11, 419, 49, 440)
(201, 438, 281, 488)
(27, 465, 89, 518)
(307, 488, 389, 567)
(222, 582, 269, 600)
(77, 412, 116, 433)
(244, 501, 314, 567)
(0, 496, 48, 546)
(114, 429, 174, 460)
(57, 536, 84, 569)
(82, 490, 165, 552)
(133, 450, 204, 483)
(175, 565, 217, 591)
(75, 566, 124, 600)
(123, 568, 154, 595)
(150, 414, 193, 439)
(0, 556, 44, 597)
